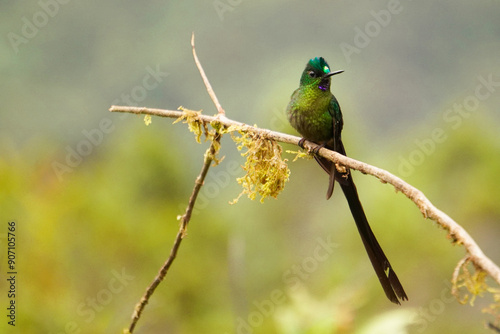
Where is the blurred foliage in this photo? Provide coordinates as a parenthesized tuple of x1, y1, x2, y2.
(1, 1, 500, 333)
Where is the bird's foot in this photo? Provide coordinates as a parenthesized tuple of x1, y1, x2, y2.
(298, 138, 307, 149)
(311, 142, 326, 155)
(298, 139, 326, 156)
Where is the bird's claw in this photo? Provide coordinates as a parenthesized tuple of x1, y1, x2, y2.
(311, 145, 322, 155)
(298, 138, 307, 149)
(298, 138, 325, 155)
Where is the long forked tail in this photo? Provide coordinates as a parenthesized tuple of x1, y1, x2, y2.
(340, 176, 408, 304)
(313, 142, 407, 303)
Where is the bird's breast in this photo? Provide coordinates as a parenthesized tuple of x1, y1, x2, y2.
(287, 91, 334, 143)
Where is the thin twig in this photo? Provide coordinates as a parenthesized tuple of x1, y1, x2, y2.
(126, 35, 225, 333)
(191, 32, 225, 115)
(488, 322, 500, 333)
(109, 105, 500, 288)
(451, 256, 471, 303)
(127, 139, 218, 333)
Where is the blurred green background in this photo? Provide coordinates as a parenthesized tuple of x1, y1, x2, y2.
(1, 1, 500, 333)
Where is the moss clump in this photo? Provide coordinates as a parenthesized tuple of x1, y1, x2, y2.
(229, 126, 290, 204)
(173, 106, 208, 143)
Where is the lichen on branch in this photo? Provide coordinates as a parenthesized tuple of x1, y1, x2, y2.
(228, 125, 290, 204)
(173, 106, 208, 143)
(452, 256, 500, 325)
(171, 108, 290, 203)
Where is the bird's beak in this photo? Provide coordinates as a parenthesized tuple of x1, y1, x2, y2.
(323, 70, 344, 78)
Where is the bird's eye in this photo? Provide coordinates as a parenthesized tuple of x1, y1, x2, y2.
(308, 71, 317, 78)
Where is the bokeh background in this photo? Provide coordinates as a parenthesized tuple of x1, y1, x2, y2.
(1, 1, 500, 333)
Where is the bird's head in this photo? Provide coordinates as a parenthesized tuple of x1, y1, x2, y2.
(300, 57, 343, 91)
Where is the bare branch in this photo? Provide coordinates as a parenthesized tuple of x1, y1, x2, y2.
(127, 136, 220, 333)
(191, 33, 225, 115)
(109, 104, 500, 288)
(126, 35, 225, 333)
(488, 322, 500, 333)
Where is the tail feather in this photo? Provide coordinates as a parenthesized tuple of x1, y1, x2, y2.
(314, 155, 348, 199)
(340, 177, 408, 304)
(316, 141, 407, 304)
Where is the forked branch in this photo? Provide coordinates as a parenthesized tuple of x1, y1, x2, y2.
(124, 33, 224, 334)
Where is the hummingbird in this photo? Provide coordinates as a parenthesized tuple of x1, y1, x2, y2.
(286, 57, 408, 304)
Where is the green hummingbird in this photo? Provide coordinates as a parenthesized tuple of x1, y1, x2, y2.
(286, 57, 408, 304)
